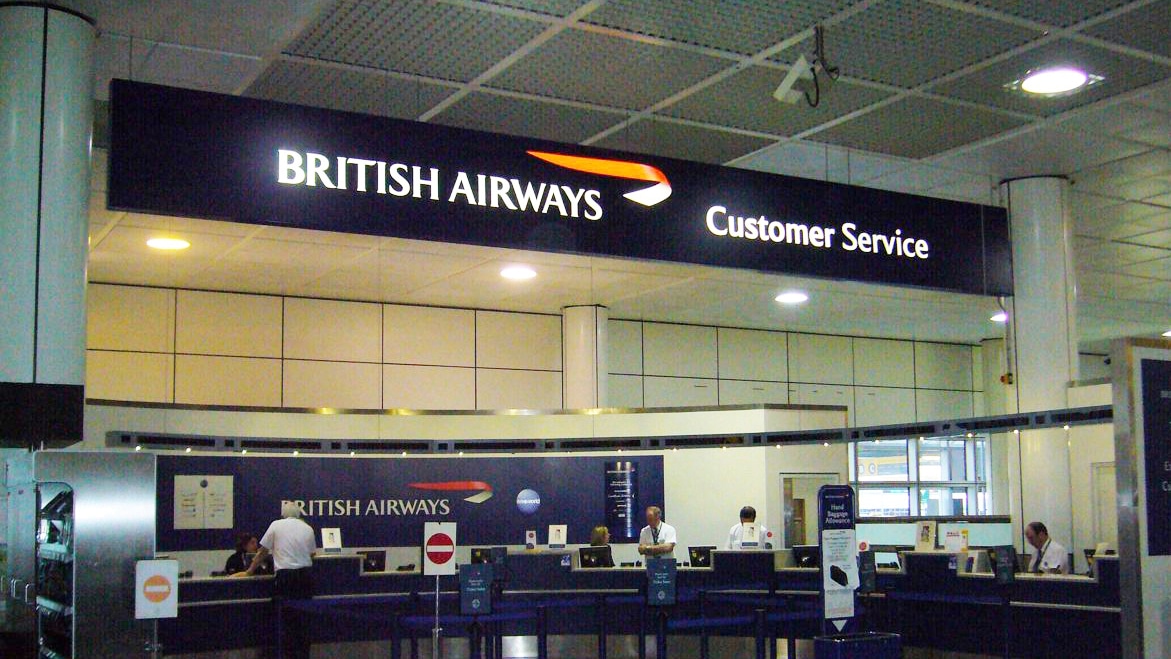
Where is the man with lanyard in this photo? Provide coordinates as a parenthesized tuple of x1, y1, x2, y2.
(638, 505, 677, 559)
(238, 501, 316, 657)
(1025, 521, 1070, 574)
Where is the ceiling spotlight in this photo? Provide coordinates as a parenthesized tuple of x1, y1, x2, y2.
(1162, 330, 1171, 337)
(147, 237, 190, 250)
(1008, 67, 1101, 96)
(775, 291, 809, 305)
(990, 312, 1008, 323)
(500, 265, 536, 280)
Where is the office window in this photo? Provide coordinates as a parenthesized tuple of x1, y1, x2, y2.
(852, 434, 991, 518)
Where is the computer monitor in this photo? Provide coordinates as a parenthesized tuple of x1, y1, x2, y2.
(471, 546, 508, 565)
(792, 544, 820, 568)
(578, 545, 614, 568)
(688, 546, 716, 567)
(874, 551, 900, 569)
(359, 550, 386, 573)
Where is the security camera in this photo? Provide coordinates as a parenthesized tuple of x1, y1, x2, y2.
(773, 55, 815, 104)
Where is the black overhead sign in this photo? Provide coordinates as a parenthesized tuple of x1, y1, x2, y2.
(108, 80, 1013, 296)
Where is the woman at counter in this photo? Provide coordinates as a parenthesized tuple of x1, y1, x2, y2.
(224, 532, 272, 576)
(589, 525, 615, 568)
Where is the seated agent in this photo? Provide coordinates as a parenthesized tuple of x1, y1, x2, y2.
(638, 505, 677, 559)
(1025, 521, 1070, 574)
(727, 506, 772, 550)
(588, 525, 615, 567)
(223, 532, 272, 576)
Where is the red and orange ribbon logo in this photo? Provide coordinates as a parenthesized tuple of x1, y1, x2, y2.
(409, 480, 494, 503)
(528, 151, 672, 207)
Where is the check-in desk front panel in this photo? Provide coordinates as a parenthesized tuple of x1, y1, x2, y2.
(163, 551, 1119, 657)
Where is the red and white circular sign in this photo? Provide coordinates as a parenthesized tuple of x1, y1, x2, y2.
(426, 532, 455, 565)
(143, 574, 172, 603)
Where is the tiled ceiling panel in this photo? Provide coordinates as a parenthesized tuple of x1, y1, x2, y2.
(1083, 0, 1171, 58)
(932, 39, 1171, 117)
(957, 0, 1134, 27)
(582, 0, 856, 55)
(481, 0, 589, 17)
(592, 118, 776, 164)
(813, 97, 1027, 158)
(430, 91, 627, 143)
(816, 0, 1042, 88)
(245, 60, 455, 119)
(284, 0, 546, 82)
(661, 65, 895, 136)
(489, 29, 729, 109)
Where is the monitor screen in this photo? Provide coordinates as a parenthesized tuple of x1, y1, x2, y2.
(359, 550, 386, 573)
(874, 551, 900, 569)
(792, 544, 820, 568)
(688, 546, 716, 567)
(579, 545, 614, 568)
(471, 547, 507, 564)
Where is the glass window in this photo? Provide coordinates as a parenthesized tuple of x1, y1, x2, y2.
(918, 438, 966, 481)
(856, 439, 908, 482)
(918, 486, 969, 516)
(973, 439, 987, 482)
(858, 487, 911, 517)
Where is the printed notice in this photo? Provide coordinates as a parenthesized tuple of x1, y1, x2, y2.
(174, 475, 234, 530)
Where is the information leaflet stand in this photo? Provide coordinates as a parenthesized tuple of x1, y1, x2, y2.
(817, 485, 858, 634)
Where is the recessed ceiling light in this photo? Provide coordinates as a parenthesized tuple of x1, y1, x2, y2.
(990, 312, 1008, 323)
(147, 237, 190, 250)
(1163, 330, 1171, 337)
(500, 265, 536, 280)
(1008, 67, 1101, 96)
(774, 291, 809, 305)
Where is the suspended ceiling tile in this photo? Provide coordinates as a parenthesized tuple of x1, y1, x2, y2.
(581, 0, 857, 55)
(430, 91, 627, 143)
(1124, 227, 1171, 248)
(931, 39, 1171, 118)
(1076, 270, 1153, 296)
(818, 0, 1042, 88)
(1076, 239, 1171, 266)
(1076, 150, 1171, 183)
(813, 97, 1027, 159)
(661, 65, 895, 136)
(591, 118, 776, 164)
(1117, 255, 1171, 277)
(1055, 102, 1171, 149)
(245, 60, 456, 119)
(285, 0, 547, 83)
(482, 0, 590, 17)
(1083, 0, 1171, 58)
(1118, 278, 1171, 303)
(946, 125, 1148, 181)
(1131, 78, 1171, 112)
(959, 0, 1135, 27)
(489, 29, 728, 110)
(116, 213, 260, 238)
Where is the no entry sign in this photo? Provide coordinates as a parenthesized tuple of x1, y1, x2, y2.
(423, 522, 457, 575)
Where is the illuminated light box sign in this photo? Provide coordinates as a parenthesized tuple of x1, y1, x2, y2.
(155, 454, 663, 552)
(108, 80, 1012, 296)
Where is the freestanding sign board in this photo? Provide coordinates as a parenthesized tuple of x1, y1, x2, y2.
(459, 563, 493, 615)
(135, 559, 179, 619)
(646, 558, 677, 606)
(423, 522, 457, 576)
(1111, 339, 1171, 659)
(817, 485, 858, 633)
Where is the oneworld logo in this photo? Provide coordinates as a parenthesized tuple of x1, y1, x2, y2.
(409, 480, 494, 504)
(527, 151, 672, 207)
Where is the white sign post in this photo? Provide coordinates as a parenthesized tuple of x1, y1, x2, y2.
(423, 522, 457, 659)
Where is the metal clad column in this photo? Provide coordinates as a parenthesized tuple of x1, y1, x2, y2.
(0, 4, 95, 446)
(562, 305, 608, 408)
(1002, 176, 1078, 552)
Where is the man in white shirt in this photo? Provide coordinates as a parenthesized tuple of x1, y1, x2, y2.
(638, 506, 677, 559)
(1025, 521, 1070, 574)
(727, 506, 773, 550)
(238, 501, 316, 658)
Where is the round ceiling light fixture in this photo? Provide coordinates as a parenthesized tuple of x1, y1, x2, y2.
(500, 265, 537, 280)
(146, 237, 190, 250)
(990, 312, 1008, 323)
(1019, 67, 1091, 95)
(1162, 329, 1171, 338)
(774, 291, 809, 305)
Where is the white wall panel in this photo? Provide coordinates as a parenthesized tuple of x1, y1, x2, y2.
(853, 338, 914, 387)
(608, 319, 643, 375)
(607, 374, 643, 408)
(175, 355, 281, 407)
(643, 323, 716, 378)
(384, 365, 475, 410)
(86, 284, 174, 352)
(476, 369, 562, 410)
(914, 342, 974, 391)
(283, 360, 381, 409)
(284, 298, 381, 362)
(718, 380, 789, 405)
(915, 389, 974, 421)
(176, 290, 281, 357)
(384, 304, 474, 367)
(791, 383, 854, 425)
(644, 376, 718, 408)
(789, 334, 853, 384)
(718, 328, 787, 382)
(85, 350, 172, 403)
(476, 311, 561, 371)
(854, 386, 916, 426)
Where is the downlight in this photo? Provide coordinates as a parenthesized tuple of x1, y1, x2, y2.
(500, 265, 537, 280)
(990, 312, 1008, 323)
(147, 237, 190, 250)
(774, 291, 809, 305)
(1007, 67, 1101, 97)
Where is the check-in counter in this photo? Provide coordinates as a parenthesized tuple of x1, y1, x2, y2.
(161, 549, 1120, 657)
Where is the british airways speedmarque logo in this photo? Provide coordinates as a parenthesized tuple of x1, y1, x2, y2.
(409, 480, 494, 503)
(527, 151, 673, 207)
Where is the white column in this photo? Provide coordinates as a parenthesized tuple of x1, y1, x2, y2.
(1001, 177, 1078, 552)
(562, 306, 608, 408)
(0, 4, 95, 444)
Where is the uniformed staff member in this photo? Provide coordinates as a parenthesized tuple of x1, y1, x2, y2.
(1025, 521, 1070, 574)
(638, 505, 677, 558)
